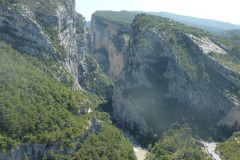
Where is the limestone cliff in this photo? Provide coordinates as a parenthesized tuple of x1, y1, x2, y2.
(110, 14, 240, 138)
(0, 0, 112, 97)
(91, 13, 130, 79)
(0, 4, 59, 60)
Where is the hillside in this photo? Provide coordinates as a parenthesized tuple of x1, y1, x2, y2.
(147, 12, 240, 34)
(0, 0, 136, 159)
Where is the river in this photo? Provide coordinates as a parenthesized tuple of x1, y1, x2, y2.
(122, 130, 149, 160)
(198, 140, 222, 160)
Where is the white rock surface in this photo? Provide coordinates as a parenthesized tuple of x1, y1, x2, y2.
(187, 34, 227, 54)
(198, 140, 222, 160)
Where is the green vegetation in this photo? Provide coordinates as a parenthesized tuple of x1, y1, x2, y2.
(222, 29, 240, 45)
(48, 115, 136, 160)
(94, 11, 136, 25)
(94, 12, 240, 77)
(211, 53, 240, 73)
(217, 132, 240, 160)
(0, 41, 135, 159)
(0, 0, 68, 58)
(81, 54, 113, 98)
(120, 14, 237, 147)
(132, 14, 240, 81)
(41, 26, 67, 58)
(71, 124, 136, 160)
(131, 14, 207, 80)
(145, 124, 212, 160)
(0, 41, 94, 151)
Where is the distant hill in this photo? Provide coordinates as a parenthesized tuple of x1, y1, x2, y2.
(93, 10, 136, 25)
(222, 29, 240, 45)
(93, 10, 240, 35)
(147, 12, 240, 34)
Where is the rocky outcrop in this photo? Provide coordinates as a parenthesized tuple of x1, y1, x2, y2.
(91, 14, 130, 79)
(0, 116, 103, 160)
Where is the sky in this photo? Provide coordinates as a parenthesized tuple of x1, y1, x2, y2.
(75, 0, 240, 24)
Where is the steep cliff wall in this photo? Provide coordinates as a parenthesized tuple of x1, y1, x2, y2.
(0, 0, 86, 88)
(112, 14, 240, 138)
(0, 5, 59, 60)
(0, 0, 112, 97)
(91, 14, 130, 79)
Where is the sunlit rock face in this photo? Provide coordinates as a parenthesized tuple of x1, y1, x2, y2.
(56, 0, 89, 89)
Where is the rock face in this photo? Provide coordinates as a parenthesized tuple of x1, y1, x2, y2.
(110, 14, 240, 137)
(56, 0, 89, 88)
(0, 116, 102, 160)
(0, 0, 87, 88)
(0, 0, 112, 96)
(0, 5, 59, 60)
(91, 14, 130, 79)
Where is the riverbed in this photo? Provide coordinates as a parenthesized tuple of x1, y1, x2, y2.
(122, 130, 149, 160)
(198, 140, 222, 160)
(134, 146, 148, 160)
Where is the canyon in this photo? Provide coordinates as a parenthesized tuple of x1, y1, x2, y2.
(0, 0, 240, 159)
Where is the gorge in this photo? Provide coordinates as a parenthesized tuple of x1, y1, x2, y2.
(0, 0, 240, 160)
